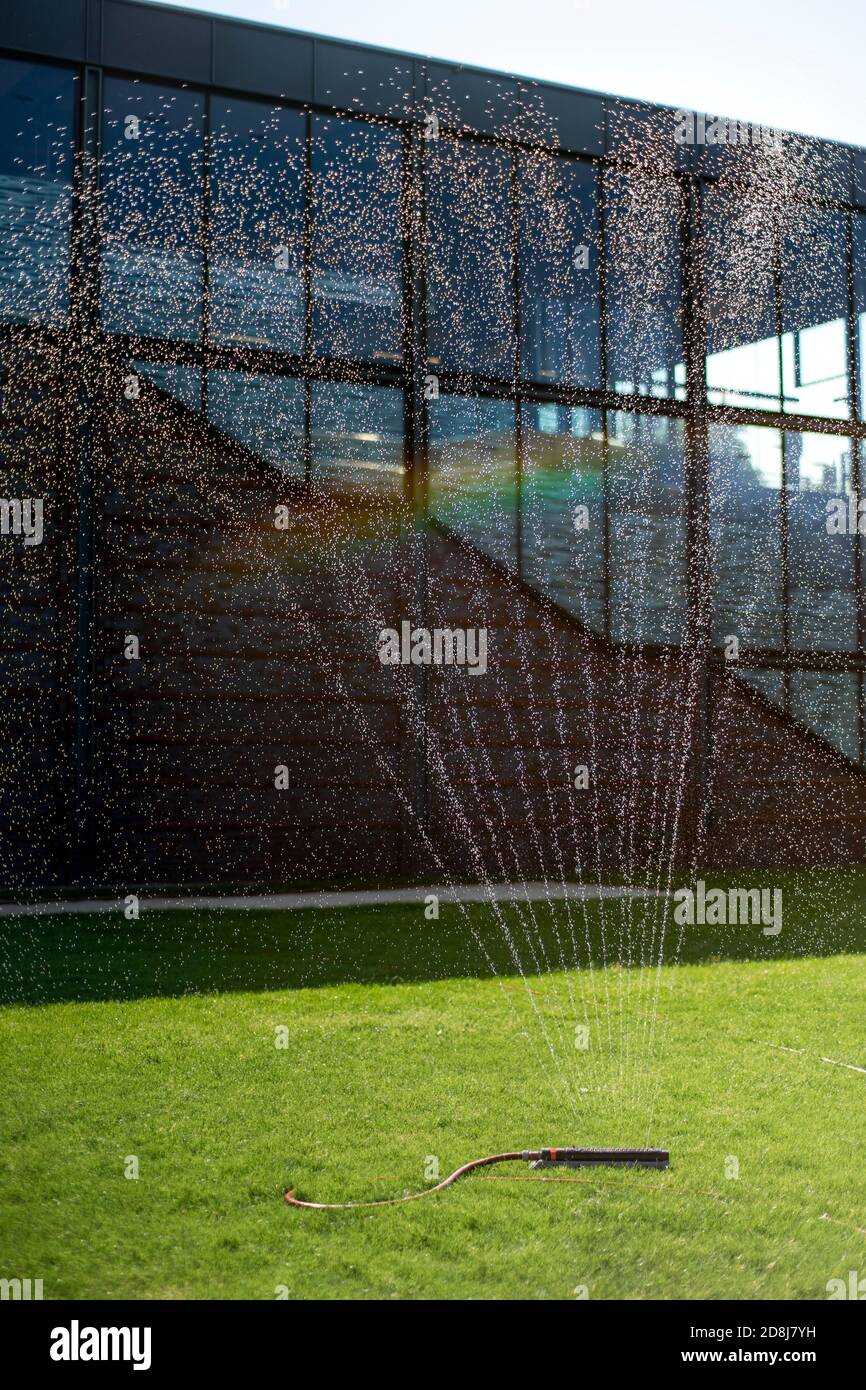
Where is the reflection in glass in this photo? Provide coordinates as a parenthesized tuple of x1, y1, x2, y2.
(134, 361, 202, 412)
(209, 371, 305, 477)
(709, 423, 783, 650)
(519, 154, 600, 386)
(781, 210, 849, 419)
(854, 213, 866, 422)
(101, 79, 204, 341)
(703, 185, 780, 410)
(209, 99, 305, 353)
(0, 57, 75, 324)
(521, 404, 605, 633)
(311, 381, 404, 495)
(426, 138, 515, 379)
(428, 396, 517, 568)
(739, 669, 786, 710)
(786, 431, 856, 651)
(604, 170, 686, 400)
(608, 412, 686, 644)
(790, 671, 860, 763)
(311, 116, 403, 363)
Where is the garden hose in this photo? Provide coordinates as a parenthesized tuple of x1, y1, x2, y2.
(284, 1147, 669, 1210)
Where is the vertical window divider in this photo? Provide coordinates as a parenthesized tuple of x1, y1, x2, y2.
(599, 165, 612, 642)
(68, 62, 103, 888)
(773, 209, 791, 714)
(510, 146, 524, 581)
(302, 108, 313, 369)
(404, 114, 431, 837)
(682, 173, 713, 861)
(201, 91, 211, 419)
(844, 210, 865, 761)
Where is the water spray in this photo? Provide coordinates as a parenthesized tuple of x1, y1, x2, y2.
(284, 1147, 669, 1210)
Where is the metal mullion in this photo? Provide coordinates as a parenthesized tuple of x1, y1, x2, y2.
(682, 174, 713, 864)
(772, 202, 791, 714)
(404, 116, 431, 840)
(302, 108, 314, 366)
(69, 63, 103, 887)
(844, 211, 866, 761)
(201, 91, 212, 416)
(510, 146, 524, 579)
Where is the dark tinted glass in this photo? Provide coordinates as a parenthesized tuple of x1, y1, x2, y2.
(209, 370, 305, 479)
(426, 137, 515, 378)
(519, 153, 600, 386)
(703, 185, 780, 410)
(311, 115, 403, 363)
(0, 57, 75, 325)
(852, 213, 866, 422)
(311, 381, 404, 495)
(607, 412, 686, 643)
(428, 395, 517, 568)
(209, 98, 305, 353)
(521, 404, 605, 633)
(101, 79, 204, 341)
(786, 431, 856, 651)
(780, 209, 849, 419)
(709, 422, 783, 650)
(604, 170, 685, 400)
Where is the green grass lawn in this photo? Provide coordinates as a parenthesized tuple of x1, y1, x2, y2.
(0, 870, 864, 1300)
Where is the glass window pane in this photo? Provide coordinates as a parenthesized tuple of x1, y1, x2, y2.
(101, 79, 204, 341)
(854, 213, 866, 423)
(209, 98, 305, 353)
(607, 412, 686, 644)
(789, 671, 860, 764)
(781, 209, 849, 419)
(0, 57, 75, 325)
(134, 360, 201, 412)
(311, 116, 403, 363)
(604, 170, 686, 400)
(426, 138, 515, 379)
(311, 381, 404, 495)
(709, 422, 783, 650)
(703, 185, 780, 410)
(519, 153, 600, 387)
(209, 371, 305, 478)
(521, 404, 605, 633)
(428, 395, 516, 569)
(786, 431, 856, 651)
(739, 669, 786, 710)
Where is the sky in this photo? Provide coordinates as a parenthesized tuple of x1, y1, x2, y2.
(149, 0, 866, 149)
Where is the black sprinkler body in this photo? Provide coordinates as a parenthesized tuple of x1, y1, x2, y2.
(528, 1147, 669, 1169)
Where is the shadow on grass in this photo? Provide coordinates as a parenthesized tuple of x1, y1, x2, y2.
(1, 869, 864, 1006)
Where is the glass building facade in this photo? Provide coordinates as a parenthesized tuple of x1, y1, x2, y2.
(2, 0, 866, 887)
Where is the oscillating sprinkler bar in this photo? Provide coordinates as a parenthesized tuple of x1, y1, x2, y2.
(530, 1147, 669, 1169)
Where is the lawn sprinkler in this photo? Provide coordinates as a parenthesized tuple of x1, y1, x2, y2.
(284, 1146, 669, 1210)
(529, 1146, 669, 1170)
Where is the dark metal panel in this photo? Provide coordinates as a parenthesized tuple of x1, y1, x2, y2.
(529, 83, 604, 156)
(212, 18, 313, 102)
(314, 40, 415, 118)
(85, 0, 101, 64)
(0, 0, 86, 61)
(424, 61, 522, 137)
(101, 0, 211, 84)
(694, 125, 851, 198)
(606, 100, 693, 171)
